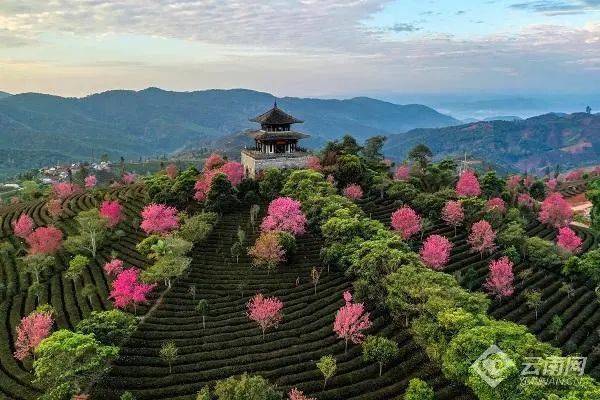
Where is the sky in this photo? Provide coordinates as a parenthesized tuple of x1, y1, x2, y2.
(0, 0, 598, 98)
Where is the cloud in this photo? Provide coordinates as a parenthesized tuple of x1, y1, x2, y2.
(0, 28, 35, 47)
(389, 23, 422, 32)
(510, 0, 600, 15)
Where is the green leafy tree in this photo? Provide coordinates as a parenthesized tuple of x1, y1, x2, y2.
(362, 335, 399, 376)
(213, 373, 281, 400)
(196, 299, 209, 330)
(64, 209, 108, 258)
(65, 254, 89, 283)
(159, 341, 178, 373)
(335, 154, 366, 188)
(408, 144, 433, 169)
(75, 310, 137, 346)
(205, 173, 239, 215)
(524, 289, 543, 320)
(33, 330, 118, 399)
(196, 387, 211, 400)
(588, 179, 600, 231)
(20, 254, 55, 284)
(481, 171, 505, 198)
(258, 168, 286, 200)
(177, 212, 217, 244)
(81, 284, 97, 304)
(524, 237, 563, 270)
(548, 315, 563, 340)
(405, 378, 435, 400)
(316, 355, 336, 389)
(361, 135, 386, 167)
(120, 392, 136, 400)
(142, 255, 191, 289)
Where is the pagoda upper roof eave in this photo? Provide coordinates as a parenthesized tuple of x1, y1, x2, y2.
(245, 129, 310, 140)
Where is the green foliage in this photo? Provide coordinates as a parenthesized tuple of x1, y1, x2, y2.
(404, 378, 435, 400)
(562, 250, 600, 284)
(196, 387, 211, 400)
(411, 189, 455, 220)
(213, 373, 282, 400)
(258, 168, 287, 200)
(529, 180, 546, 200)
(120, 392, 136, 400)
(335, 154, 367, 188)
(66, 254, 89, 282)
(33, 330, 118, 399)
(20, 180, 43, 201)
(76, 310, 137, 346)
(276, 231, 296, 256)
(136, 235, 162, 256)
(20, 254, 55, 283)
(497, 221, 526, 250)
(588, 179, 600, 232)
(408, 144, 433, 169)
(177, 212, 217, 244)
(386, 181, 419, 203)
(524, 237, 563, 270)
(281, 169, 336, 202)
(481, 171, 505, 198)
(302, 194, 360, 229)
(362, 336, 399, 376)
(64, 208, 108, 258)
(460, 196, 486, 225)
(142, 255, 191, 288)
(146, 166, 200, 208)
(316, 355, 337, 389)
(361, 135, 386, 168)
(159, 341, 178, 373)
(205, 173, 239, 214)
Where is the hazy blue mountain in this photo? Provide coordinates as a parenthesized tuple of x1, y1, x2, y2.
(0, 87, 457, 179)
(482, 116, 522, 122)
(384, 112, 600, 173)
(0, 92, 11, 99)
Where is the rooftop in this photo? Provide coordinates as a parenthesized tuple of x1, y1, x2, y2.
(250, 102, 303, 125)
(246, 129, 309, 141)
(241, 149, 310, 160)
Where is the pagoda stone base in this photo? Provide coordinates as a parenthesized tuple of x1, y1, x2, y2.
(241, 151, 311, 178)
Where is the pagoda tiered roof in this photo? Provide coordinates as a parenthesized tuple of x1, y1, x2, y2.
(245, 130, 309, 141)
(250, 103, 303, 125)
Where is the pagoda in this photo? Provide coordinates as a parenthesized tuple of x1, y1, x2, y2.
(241, 102, 311, 178)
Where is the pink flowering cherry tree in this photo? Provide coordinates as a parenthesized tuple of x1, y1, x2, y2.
(468, 220, 496, 258)
(442, 200, 464, 236)
(110, 268, 155, 313)
(391, 206, 421, 240)
(46, 199, 64, 220)
(546, 178, 558, 192)
(219, 161, 245, 187)
(84, 175, 97, 189)
(306, 156, 322, 172)
(52, 182, 80, 200)
(486, 197, 506, 214)
(484, 257, 514, 299)
(333, 291, 372, 353)
(140, 203, 180, 235)
(99, 200, 123, 228)
(247, 293, 284, 339)
(13, 214, 34, 239)
(556, 227, 582, 254)
(194, 169, 218, 202)
(203, 153, 225, 171)
(26, 226, 63, 255)
(122, 173, 137, 184)
(517, 193, 535, 209)
(261, 197, 307, 236)
(13, 310, 53, 361)
(456, 170, 481, 197)
(420, 235, 453, 270)
(165, 163, 178, 179)
(288, 388, 315, 400)
(539, 193, 573, 228)
(343, 184, 363, 201)
(103, 258, 125, 277)
(394, 165, 410, 181)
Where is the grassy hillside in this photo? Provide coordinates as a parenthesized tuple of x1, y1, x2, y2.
(384, 112, 600, 173)
(0, 88, 457, 180)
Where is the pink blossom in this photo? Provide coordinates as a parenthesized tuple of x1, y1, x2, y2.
(333, 292, 372, 352)
(204, 153, 225, 171)
(517, 193, 535, 209)
(247, 294, 284, 338)
(288, 388, 315, 400)
(103, 258, 125, 277)
(546, 179, 558, 192)
(219, 161, 244, 187)
(468, 220, 496, 257)
(394, 165, 410, 181)
(539, 193, 573, 228)
(442, 200, 464, 232)
(46, 199, 63, 220)
(165, 163, 178, 179)
(484, 257, 514, 298)
(140, 203, 179, 235)
(557, 227, 582, 254)
(506, 175, 521, 191)
(391, 206, 421, 240)
(486, 197, 506, 214)
(261, 197, 307, 236)
(84, 175, 97, 189)
(99, 200, 123, 228)
(420, 235, 453, 270)
(110, 268, 155, 310)
(565, 169, 584, 181)
(26, 226, 63, 255)
(456, 170, 481, 197)
(523, 175, 534, 189)
(343, 184, 363, 200)
(13, 214, 34, 238)
(13, 311, 53, 361)
(306, 156, 322, 172)
(248, 232, 286, 269)
(122, 173, 137, 184)
(194, 169, 218, 202)
(52, 182, 81, 200)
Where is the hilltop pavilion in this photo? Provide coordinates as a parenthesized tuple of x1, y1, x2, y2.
(241, 102, 311, 178)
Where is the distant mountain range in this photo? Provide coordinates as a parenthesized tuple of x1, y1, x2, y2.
(0, 87, 457, 179)
(0, 92, 11, 100)
(384, 112, 600, 173)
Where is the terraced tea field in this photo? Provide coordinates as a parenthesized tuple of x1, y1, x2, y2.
(93, 210, 472, 400)
(359, 195, 600, 378)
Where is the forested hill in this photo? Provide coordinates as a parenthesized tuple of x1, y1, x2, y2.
(0, 91, 11, 99)
(384, 112, 600, 173)
(0, 87, 457, 179)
